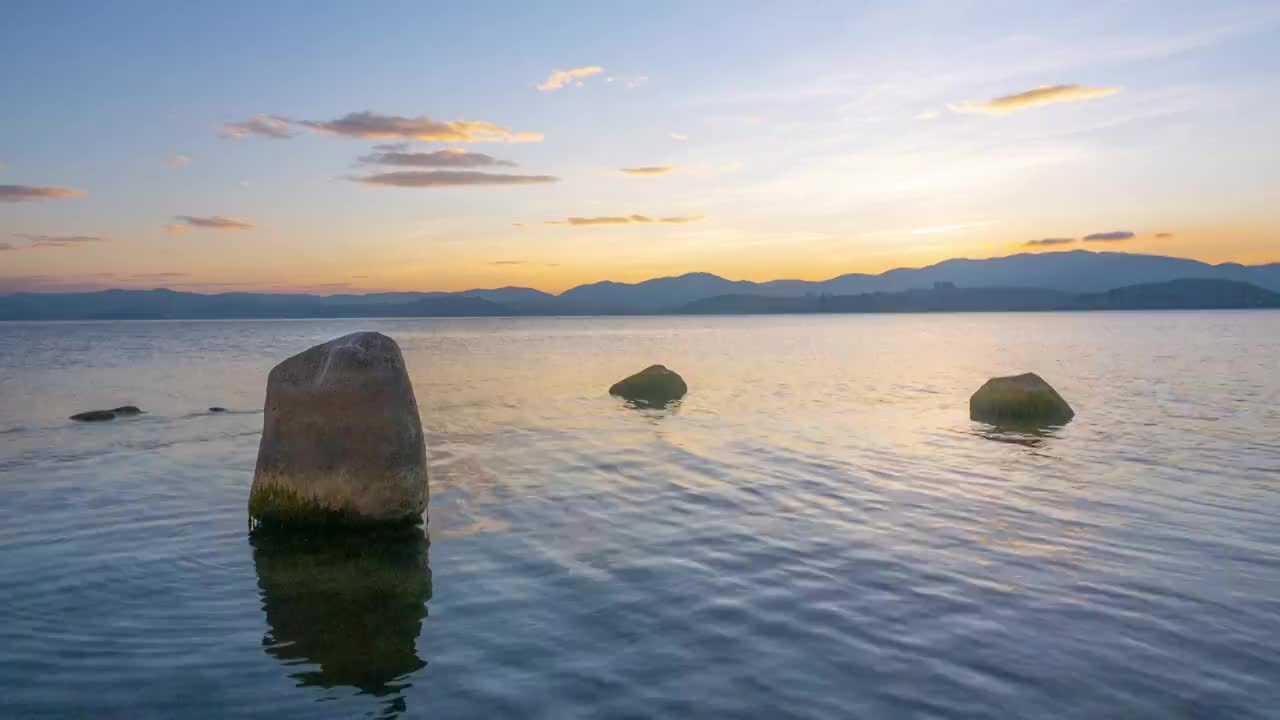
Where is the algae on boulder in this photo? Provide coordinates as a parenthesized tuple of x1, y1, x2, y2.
(609, 365, 688, 406)
(249, 331, 428, 527)
(970, 372, 1074, 426)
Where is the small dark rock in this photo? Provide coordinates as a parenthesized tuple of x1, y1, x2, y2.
(70, 410, 117, 422)
(609, 365, 688, 406)
(970, 372, 1074, 427)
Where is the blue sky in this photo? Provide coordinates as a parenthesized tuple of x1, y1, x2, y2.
(2, 0, 1277, 292)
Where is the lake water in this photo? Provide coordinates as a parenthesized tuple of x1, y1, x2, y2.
(1, 313, 1278, 718)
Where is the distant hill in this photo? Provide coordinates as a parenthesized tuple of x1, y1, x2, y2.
(2, 250, 1278, 320)
(678, 279, 1280, 315)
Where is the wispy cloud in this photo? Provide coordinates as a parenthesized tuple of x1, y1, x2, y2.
(537, 66, 604, 91)
(0, 184, 86, 203)
(1024, 237, 1076, 247)
(358, 147, 517, 168)
(915, 110, 940, 120)
(618, 166, 676, 176)
(670, 132, 688, 141)
(544, 214, 704, 226)
(1083, 230, 1135, 242)
(606, 74, 649, 89)
(349, 170, 559, 188)
(220, 114, 291, 139)
(167, 215, 255, 234)
(165, 154, 192, 167)
(13, 233, 108, 248)
(298, 112, 543, 142)
(948, 84, 1120, 115)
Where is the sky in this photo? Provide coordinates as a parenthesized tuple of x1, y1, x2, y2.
(1, 0, 1278, 294)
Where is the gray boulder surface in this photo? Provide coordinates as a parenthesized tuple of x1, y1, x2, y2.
(249, 332, 428, 527)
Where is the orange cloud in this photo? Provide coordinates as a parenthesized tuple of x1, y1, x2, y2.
(220, 114, 291, 139)
(349, 170, 559, 188)
(298, 112, 543, 143)
(0, 184, 85, 203)
(358, 148, 517, 168)
(544, 214, 704, 226)
(948, 84, 1120, 115)
(168, 215, 255, 234)
(618, 166, 676, 176)
(537, 66, 604, 91)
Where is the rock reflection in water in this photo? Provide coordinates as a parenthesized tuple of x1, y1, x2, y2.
(250, 525, 432, 711)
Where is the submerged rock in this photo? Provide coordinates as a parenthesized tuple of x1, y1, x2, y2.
(69, 405, 144, 422)
(970, 372, 1074, 426)
(70, 409, 118, 422)
(609, 365, 688, 406)
(249, 331, 428, 528)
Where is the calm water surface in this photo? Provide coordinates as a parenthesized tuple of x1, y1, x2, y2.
(1, 313, 1278, 718)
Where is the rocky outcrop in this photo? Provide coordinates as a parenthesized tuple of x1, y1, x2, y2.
(69, 405, 143, 422)
(970, 372, 1074, 426)
(609, 365, 688, 406)
(249, 332, 428, 527)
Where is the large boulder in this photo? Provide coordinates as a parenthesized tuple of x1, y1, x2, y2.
(249, 332, 428, 527)
(609, 365, 688, 406)
(970, 372, 1074, 426)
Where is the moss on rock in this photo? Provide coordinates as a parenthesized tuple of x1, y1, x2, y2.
(609, 364, 688, 407)
(970, 372, 1074, 427)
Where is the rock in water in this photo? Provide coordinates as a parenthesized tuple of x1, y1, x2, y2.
(609, 365, 688, 406)
(970, 372, 1074, 426)
(69, 405, 143, 422)
(249, 332, 428, 527)
(70, 409, 118, 422)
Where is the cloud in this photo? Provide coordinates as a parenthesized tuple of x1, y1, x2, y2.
(165, 154, 191, 167)
(168, 216, 255, 234)
(1156, 232, 1175, 238)
(544, 214, 704, 226)
(0, 184, 86, 203)
(220, 114, 291, 139)
(618, 166, 676, 176)
(358, 147, 517, 168)
(13, 233, 108, 248)
(947, 84, 1121, 115)
(606, 74, 649, 89)
(670, 132, 688, 141)
(1083, 230, 1136, 242)
(1024, 237, 1076, 247)
(915, 110, 940, 120)
(537, 66, 604, 91)
(349, 170, 559, 188)
(298, 112, 542, 142)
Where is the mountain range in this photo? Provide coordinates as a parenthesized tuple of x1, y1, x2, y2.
(2, 250, 1278, 320)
